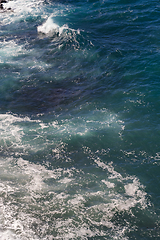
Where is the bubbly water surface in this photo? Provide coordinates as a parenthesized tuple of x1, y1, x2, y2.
(0, 0, 160, 239)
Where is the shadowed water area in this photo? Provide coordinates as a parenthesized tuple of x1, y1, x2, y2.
(0, 0, 160, 239)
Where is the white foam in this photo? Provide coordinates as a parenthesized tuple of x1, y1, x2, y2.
(0, 155, 79, 238)
(0, 109, 125, 160)
(0, 40, 24, 64)
(0, 152, 151, 240)
(37, 15, 80, 37)
(0, 113, 41, 154)
(4, 0, 43, 14)
(102, 179, 115, 188)
(50, 108, 125, 138)
(0, 39, 51, 73)
(68, 195, 85, 205)
(95, 159, 147, 210)
(0, 111, 147, 238)
(125, 179, 139, 196)
(37, 17, 60, 35)
(0, 230, 19, 240)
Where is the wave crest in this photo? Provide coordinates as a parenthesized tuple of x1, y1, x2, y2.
(37, 17, 79, 37)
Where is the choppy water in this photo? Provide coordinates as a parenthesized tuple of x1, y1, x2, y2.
(0, 0, 160, 239)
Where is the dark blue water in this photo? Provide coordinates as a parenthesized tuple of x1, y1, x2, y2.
(0, 0, 160, 239)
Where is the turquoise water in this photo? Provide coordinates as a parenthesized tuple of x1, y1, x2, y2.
(0, 0, 160, 239)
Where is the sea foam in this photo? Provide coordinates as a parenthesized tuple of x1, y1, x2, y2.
(37, 16, 78, 36)
(37, 17, 70, 36)
(37, 17, 60, 35)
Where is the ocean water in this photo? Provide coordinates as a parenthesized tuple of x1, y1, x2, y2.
(0, 0, 160, 239)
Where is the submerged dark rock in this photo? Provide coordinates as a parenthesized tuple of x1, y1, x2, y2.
(0, 0, 5, 9)
(0, 77, 85, 115)
(0, 0, 12, 11)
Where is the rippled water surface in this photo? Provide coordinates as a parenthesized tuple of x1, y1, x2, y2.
(0, 0, 160, 239)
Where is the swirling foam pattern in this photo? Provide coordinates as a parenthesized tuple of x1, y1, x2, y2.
(0, 0, 160, 239)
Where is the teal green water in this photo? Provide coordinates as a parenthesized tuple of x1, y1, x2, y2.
(0, 0, 160, 239)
